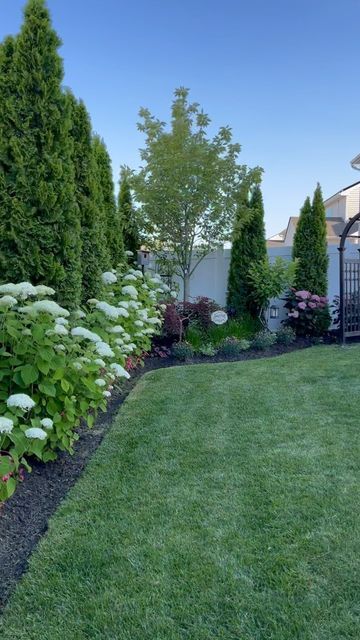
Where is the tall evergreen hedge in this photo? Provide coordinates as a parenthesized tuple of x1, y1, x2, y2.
(118, 170, 139, 258)
(67, 93, 105, 301)
(93, 136, 123, 268)
(227, 185, 267, 317)
(293, 184, 328, 295)
(0, 0, 82, 307)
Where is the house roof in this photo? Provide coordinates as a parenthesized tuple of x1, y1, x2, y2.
(267, 217, 347, 248)
(325, 180, 360, 204)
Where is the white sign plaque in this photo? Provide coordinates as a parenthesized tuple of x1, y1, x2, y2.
(211, 310, 228, 325)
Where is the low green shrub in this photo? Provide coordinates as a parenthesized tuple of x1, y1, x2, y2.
(0, 268, 167, 502)
(252, 330, 277, 350)
(217, 337, 243, 357)
(198, 343, 217, 357)
(207, 316, 259, 346)
(185, 324, 204, 352)
(276, 326, 296, 345)
(172, 342, 195, 361)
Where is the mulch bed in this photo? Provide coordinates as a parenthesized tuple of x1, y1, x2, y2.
(0, 337, 314, 612)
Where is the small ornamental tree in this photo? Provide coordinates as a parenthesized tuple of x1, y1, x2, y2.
(67, 93, 105, 301)
(93, 135, 124, 268)
(292, 184, 328, 295)
(247, 257, 297, 325)
(227, 184, 267, 317)
(132, 87, 261, 302)
(0, 0, 82, 307)
(118, 168, 139, 258)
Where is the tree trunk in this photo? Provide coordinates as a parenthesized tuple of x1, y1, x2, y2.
(183, 272, 190, 303)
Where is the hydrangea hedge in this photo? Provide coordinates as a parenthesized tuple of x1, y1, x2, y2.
(0, 265, 170, 501)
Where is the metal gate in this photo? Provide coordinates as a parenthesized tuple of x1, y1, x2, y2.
(339, 210, 360, 343)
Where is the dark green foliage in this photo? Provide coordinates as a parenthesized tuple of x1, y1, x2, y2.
(227, 184, 267, 317)
(118, 170, 139, 259)
(67, 93, 105, 301)
(93, 136, 123, 268)
(172, 341, 194, 361)
(276, 326, 296, 345)
(218, 337, 245, 357)
(0, 0, 81, 307)
(293, 184, 328, 295)
(252, 329, 277, 350)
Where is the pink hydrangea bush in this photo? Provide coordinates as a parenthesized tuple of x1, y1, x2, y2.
(284, 289, 330, 336)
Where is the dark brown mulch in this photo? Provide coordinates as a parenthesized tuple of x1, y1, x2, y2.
(0, 338, 314, 612)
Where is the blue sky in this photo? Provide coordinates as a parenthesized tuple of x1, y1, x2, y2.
(1, 0, 359, 236)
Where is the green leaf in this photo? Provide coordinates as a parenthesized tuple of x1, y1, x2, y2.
(39, 348, 53, 362)
(36, 358, 50, 375)
(60, 378, 70, 393)
(53, 368, 65, 381)
(21, 364, 39, 386)
(39, 382, 57, 397)
(5, 477, 17, 499)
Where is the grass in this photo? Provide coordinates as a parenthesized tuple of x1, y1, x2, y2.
(186, 315, 259, 351)
(1, 345, 360, 639)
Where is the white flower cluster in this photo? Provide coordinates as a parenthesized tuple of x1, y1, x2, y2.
(102, 271, 117, 285)
(7, 394, 36, 411)
(0, 417, 14, 434)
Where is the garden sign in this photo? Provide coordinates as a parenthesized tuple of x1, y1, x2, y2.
(211, 310, 228, 325)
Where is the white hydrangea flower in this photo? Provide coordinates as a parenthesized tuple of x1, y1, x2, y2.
(142, 283, 149, 290)
(41, 418, 53, 430)
(115, 338, 124, 346)
(110, 363, 130, 379)
(2, 282, 38, 299)
(96, 301, 125, 320)
(149, 292, 157, 300)
(102, 271, 117, 285)
(128, 300, 140, 309)
(22, 328, 32, 336)
(7, 394, 35, 411)
(121, 285, 138, 298)
(123, 274, 137, 282)
(143, 328, 155, 335)
(162, 284, 170, 292)
(55, 317, 68, 326)
(118, 301, 129, 309)
(25, 427, 47, 440)
(125, 250, 134, 256)
(35, 285, 56, 296)
(108, 292, 115, 298)
(95, 379, 106, 387)
(150, 277, 161, 285)
(71, 327, 102, 343)
(55, 344, 66, 352)
(170, 291, 177, 298)
(0, 417, 14, 434)
(79, 357, 91, 363)
(147, 317, 161, 325)
(122, 332, 131, 342)
(73, 362, 82, 370)
(103, 390, 111, 398)
(160, 304, 167, 311)
(74, 309, 86, 319)
(133, 270, 144, 278)
(53, 324, 68, 336)
(0, 295, 17, 307)
(32, 300, 70, 317)
(94, 358, 106, 367)
(87, 298, 99, 305)
(137, 309, 148, 320)
(156, 288, 164, 294)
(95, 341, 115, 358)
(108, 325, 124, 334)
(134, 320, 144, 327)
(135, 331, 144, 337)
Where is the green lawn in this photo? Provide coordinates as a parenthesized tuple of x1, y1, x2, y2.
(1, 346, 360, 639)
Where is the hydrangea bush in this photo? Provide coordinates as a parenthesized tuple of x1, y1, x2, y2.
(283, 289, 330, 336)
(0, 269, 168, 501)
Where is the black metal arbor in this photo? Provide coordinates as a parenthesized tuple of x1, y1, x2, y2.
(338, 211, 360, 343)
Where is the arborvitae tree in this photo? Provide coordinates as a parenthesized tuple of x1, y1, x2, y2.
(227, 184, 267, 317)
(67, 93, 106, 301)
(92, 135, 123, 268)
(0, 0, 81, 307)
(293, 184, 328, 295)
(118, 170, 139, 259)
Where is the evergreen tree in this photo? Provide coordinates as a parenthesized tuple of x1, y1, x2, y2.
(67, 93, 105, 301)
(92, 136, 123, 267)
(0, 0, 81, 307)
(118, 170, 139, 259)
(293, 184, 328, 294)
(227, 184, 267, 317)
